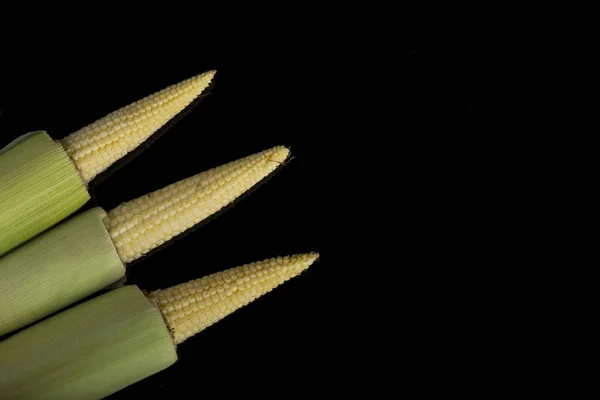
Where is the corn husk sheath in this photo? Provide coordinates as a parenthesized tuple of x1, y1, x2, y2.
(0, 286, 176, 399)
(0, 208, 124, 336)
(0, 131, 89, 256)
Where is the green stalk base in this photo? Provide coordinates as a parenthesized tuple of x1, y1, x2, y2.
(0, 131, 90, 256)
(0, 207, 125, 336)
(0, 286, 177, 399)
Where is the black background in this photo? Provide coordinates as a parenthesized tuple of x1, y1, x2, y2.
(0, 30, 567, 395)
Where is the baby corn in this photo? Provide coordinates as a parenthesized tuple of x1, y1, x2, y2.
(0, 254, 319, 399)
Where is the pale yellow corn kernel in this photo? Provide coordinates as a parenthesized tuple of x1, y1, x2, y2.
(60, 71, 216, 183)
(148, 252, 319, 344)
(106, 146, 290, 264)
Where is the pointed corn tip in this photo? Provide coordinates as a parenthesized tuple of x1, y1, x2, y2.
(60, 70, 216, 183)
(148, 252, 319, 344)
(270, 145, 291, 164)
(305, 251, 320, 265)
(106, 146, 292, 264)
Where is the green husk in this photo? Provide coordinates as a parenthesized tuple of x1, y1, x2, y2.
(0, 207, 125, 336)
(0, 286, 177, 399)
(0, 131, 90, 256)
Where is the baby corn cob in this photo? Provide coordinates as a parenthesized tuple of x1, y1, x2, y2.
(0, 146, 290, 336)
(107, 145, 290, 263)
(60, 71, 216, 183)
(149, 252, 319, 344)
(0, 254, 319, 400)
(0, 71, 215, 256)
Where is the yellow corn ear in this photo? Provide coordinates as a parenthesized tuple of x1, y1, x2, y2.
(106, 146, 290, 264)
(60, 70, 216, 183)
(148, 252, 319, 344)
